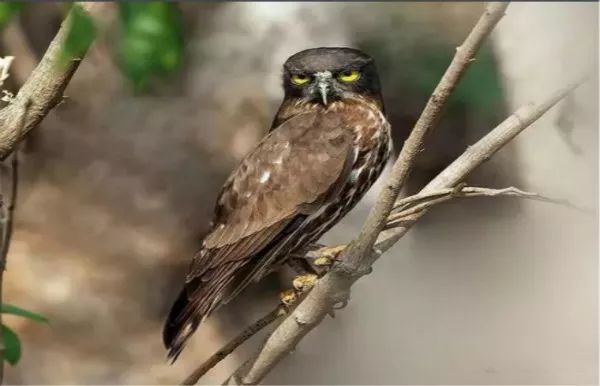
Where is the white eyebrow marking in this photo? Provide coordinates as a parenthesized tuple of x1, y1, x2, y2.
(259, 170, 271, 183)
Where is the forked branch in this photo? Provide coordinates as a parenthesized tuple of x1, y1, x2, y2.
(222, 9, 592, 386)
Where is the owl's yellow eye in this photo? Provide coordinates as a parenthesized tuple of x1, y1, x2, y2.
(291, 74, 310, 85)
(338, 70, 361, 82)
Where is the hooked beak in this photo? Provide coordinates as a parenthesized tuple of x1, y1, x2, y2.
(314, 71, 333, 106)
(318, 81, 329, 105)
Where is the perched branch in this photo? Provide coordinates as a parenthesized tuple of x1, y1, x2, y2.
(228, 3, 511, 384)
(374, 74, 586, 253)
(235, 75, 585, 385)
(342, 2, 511, 268)
(232, 66, 586, 386)
(181, 306, 285, 385)
(0, 2, 107, 159)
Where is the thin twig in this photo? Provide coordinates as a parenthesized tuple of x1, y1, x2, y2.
(181, 306, 285, 385)
(385, 185, 587, 227)
(0, 99, 30, 384)
(229, 3, 511, 384)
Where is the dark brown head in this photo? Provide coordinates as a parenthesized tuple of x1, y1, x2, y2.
(281, 47, 383, 107)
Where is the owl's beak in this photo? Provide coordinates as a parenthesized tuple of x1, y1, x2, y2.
(318, 82, 329, 105)
(314, 71, 333, 106)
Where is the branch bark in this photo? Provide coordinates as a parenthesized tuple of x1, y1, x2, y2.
(0, 2, 107, 160)
(343, 2, 510, 268)
(181, 306, 286, 385)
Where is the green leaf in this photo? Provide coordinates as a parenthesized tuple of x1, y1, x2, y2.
(59, 3, 96, 65)
(118, 2, 183, 91)
(1, 324, 21, 365)
(0, 2, 23, 29)
(1, 304, 48, 323)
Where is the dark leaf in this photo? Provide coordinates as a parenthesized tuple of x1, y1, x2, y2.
(1, 324, 21, 365)
(1, 303, 48, 323)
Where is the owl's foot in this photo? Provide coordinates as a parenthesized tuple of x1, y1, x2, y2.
(311, 244, 346, 267)
(292, 273, 318, 292)
(279, 289, 298, 308)
(279, 273, 319, 310)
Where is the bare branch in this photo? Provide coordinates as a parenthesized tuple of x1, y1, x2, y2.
(227, 3, 511, 384)
(181, 306, 285, 386)
(342, 2, 511, 269)
(374, 74, 586, 253)
(0, 98, 30, 383)
(232, 71, 586, 386)
(386, 185, 587, 228)
(0, 2, 108, 160)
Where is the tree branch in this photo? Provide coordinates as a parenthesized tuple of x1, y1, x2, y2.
(181, 305, 286, 385)
(342, 2, 511, 268)
(0, 99, 29, 384)
(225, 3, 512, 384)
(385, 185, 587, 228)
(230, 41, 588, 386)
(0, 2, 107, 160)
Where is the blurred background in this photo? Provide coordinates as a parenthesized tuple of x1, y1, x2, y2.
(0, 1, 597, 384)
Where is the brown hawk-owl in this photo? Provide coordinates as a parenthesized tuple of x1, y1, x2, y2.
(163, 47, 392, 360)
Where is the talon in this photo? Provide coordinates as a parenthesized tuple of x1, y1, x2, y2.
(313, 244, 346, 265)
(280, 289, 297, 307)
(313, 256, 333, 267)
(292, 274, 318, 292)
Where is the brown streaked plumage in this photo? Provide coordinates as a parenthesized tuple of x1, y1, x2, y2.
(163, 47, 392, 361)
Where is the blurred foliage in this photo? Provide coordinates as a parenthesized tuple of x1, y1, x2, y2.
(1, 303, 47, 365)
(1, 324, 20, 365)
(2, 2, 185, 91)
(360, 34, 504, 122)
(413, 44, 504, 118)
(0, 2, 22, 29)
(59, 3, 96, 65)
(118, 2, 183, 91)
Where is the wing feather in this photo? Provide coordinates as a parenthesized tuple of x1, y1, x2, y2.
(184, 109, 355, 313)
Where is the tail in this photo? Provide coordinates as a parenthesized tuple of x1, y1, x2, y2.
(163, 267, 242, 362)
(162, 287, 201, 362)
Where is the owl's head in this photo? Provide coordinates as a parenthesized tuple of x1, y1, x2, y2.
(282, 47, 382, 106)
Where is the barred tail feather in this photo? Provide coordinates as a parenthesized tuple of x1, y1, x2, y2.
(162, 287, 201, 362)
(163, 265, 242, 362)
